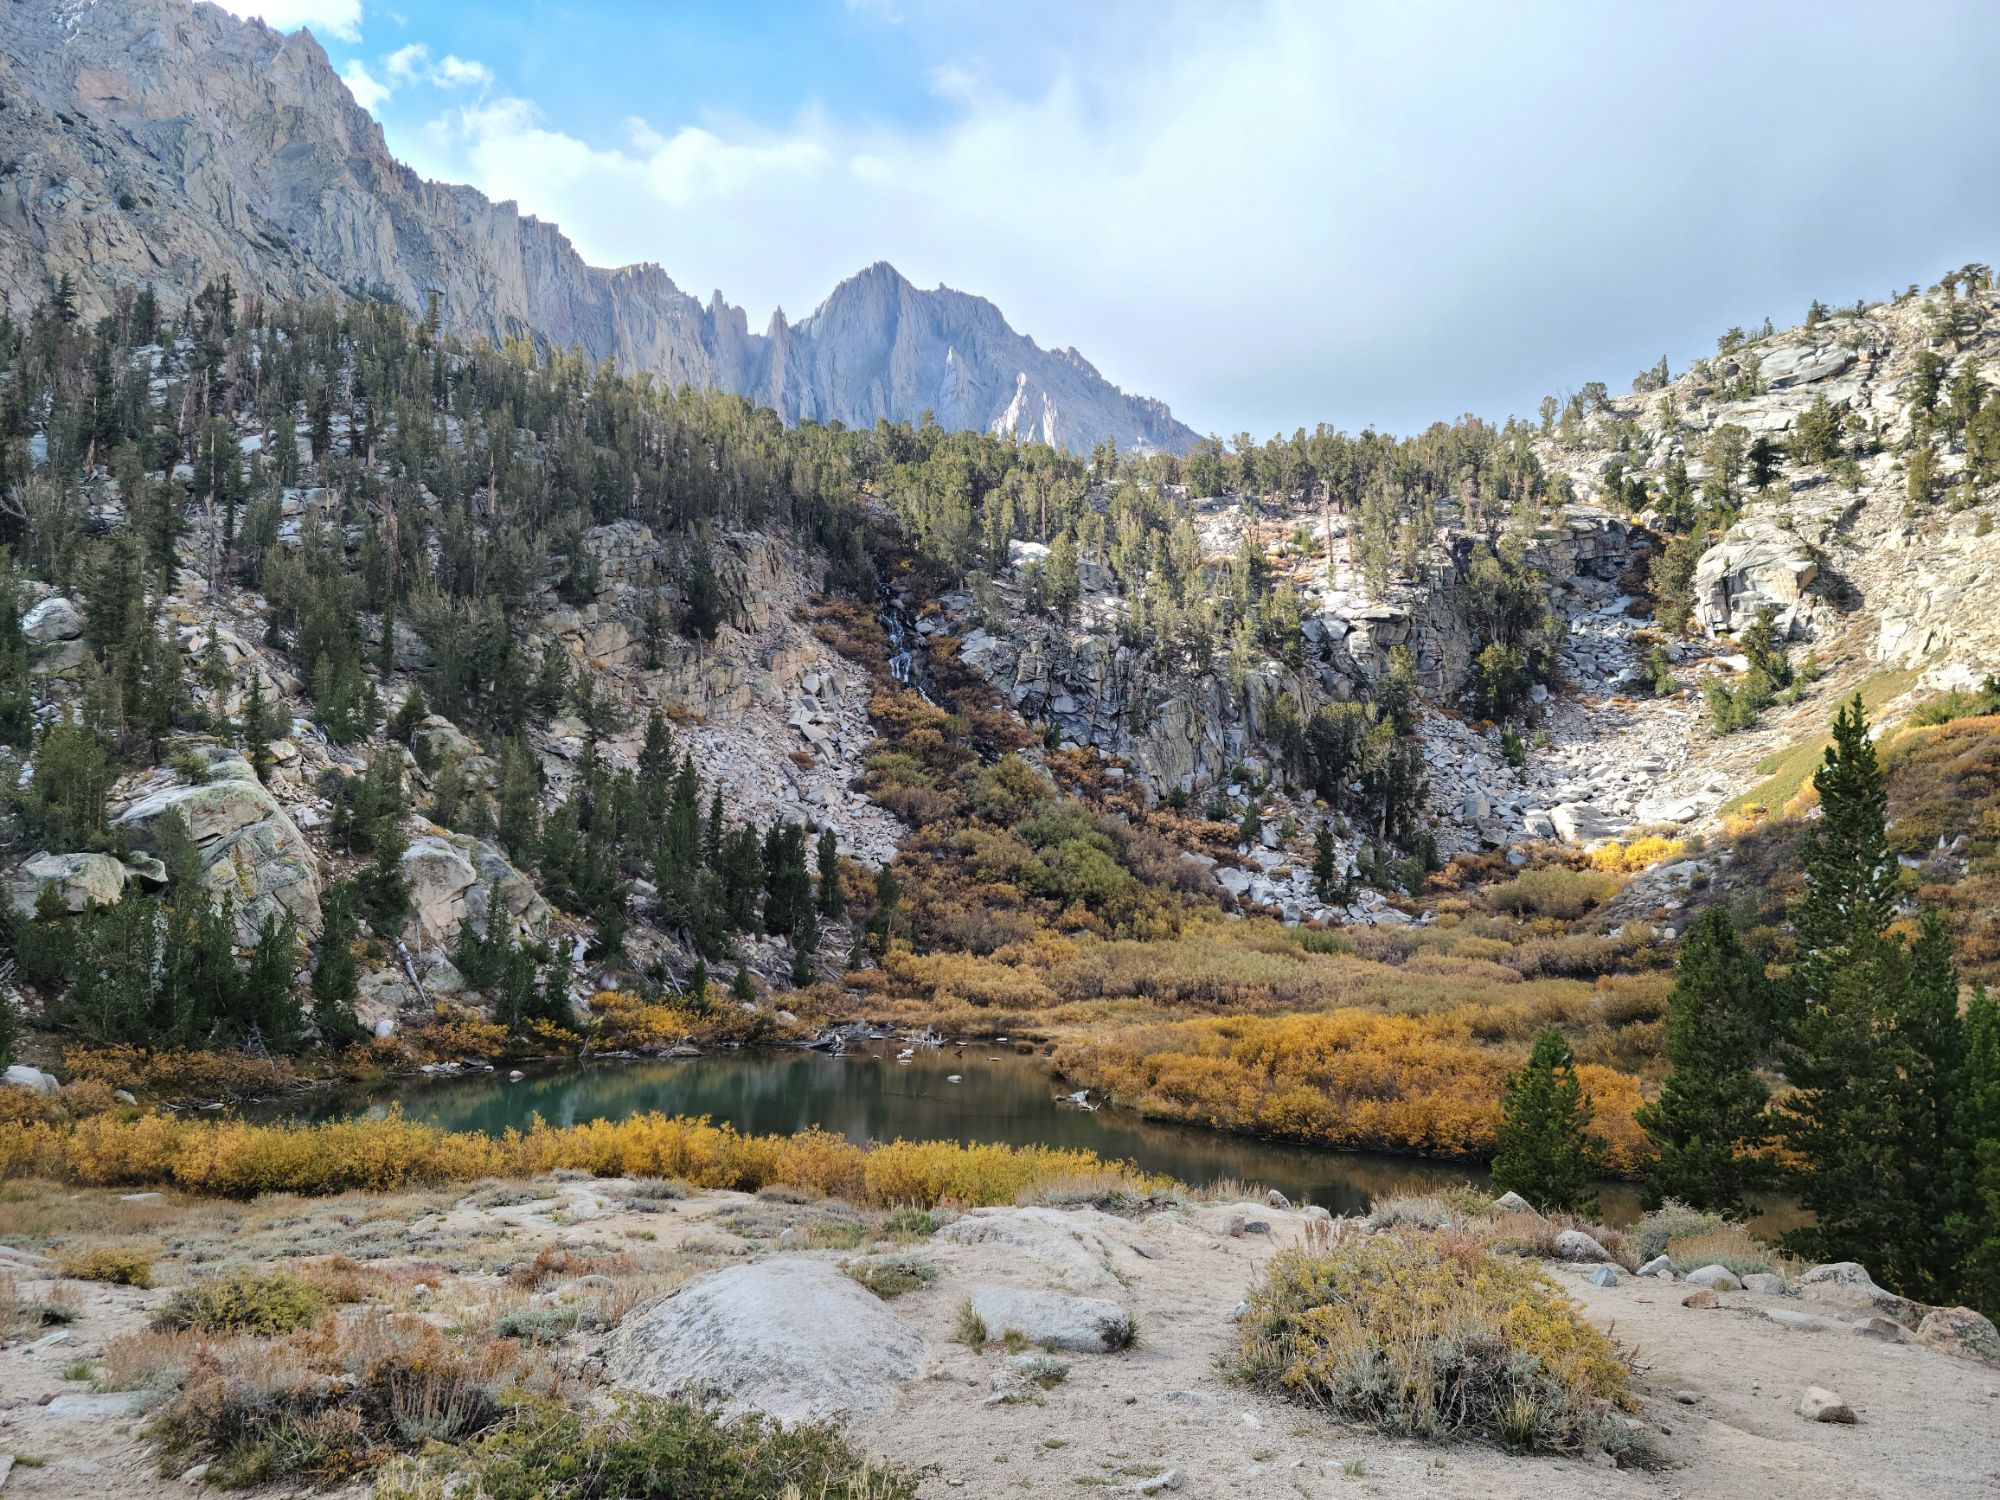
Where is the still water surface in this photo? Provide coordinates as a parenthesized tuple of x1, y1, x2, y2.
(282, 1042, 1667, 1223)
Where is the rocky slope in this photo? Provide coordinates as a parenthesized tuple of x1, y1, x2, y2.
(930, 285, 2000, 923)
(0, 0, 1196, 454)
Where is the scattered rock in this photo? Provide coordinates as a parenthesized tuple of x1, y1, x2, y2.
(1553, 1229, 1613, 1262)
(1490, 1191, 1539, 1216)
(2, 1064, 58, 1094)
(1916, 1306, 2000, 1364)
(1795, 1262, 1917, 1323)
(1741, 1272, 1786, 1295)
(1637, 1255, 1673, 1278)
(1796, 1386, 1857, 1424)
(1673, 1389, 1701, 1405)
(938, 1207, 1119, 1291)
(1682, 1290, 1720, 1309)
(603, 1258, 926, 1424)
(1265, 1189, 1292, 1210)
(1586, 1265, 1620, 1287)
(968, 1285, 1132, 1354)
(1686, 1264, 1744, 1291)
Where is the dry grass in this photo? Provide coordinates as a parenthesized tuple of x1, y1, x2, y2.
(1235, 1226, 1634, 1454)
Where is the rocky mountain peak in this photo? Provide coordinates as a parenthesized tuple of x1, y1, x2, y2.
(0, 0, 1196, 454)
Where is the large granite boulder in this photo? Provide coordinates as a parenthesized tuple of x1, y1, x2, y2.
(1692, 520, 1818, 637)
(400, 829, 548, 947)
(604, 1258, 927, 1424)
(968, 1285, 1132, 1353)
(7, 851, 129, 914)
(114, 749, 320, 942)
(1549, 801, 1625, 846)
(20, 595, 83, 644)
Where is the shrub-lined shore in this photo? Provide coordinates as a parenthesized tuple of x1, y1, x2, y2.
(0, 1105, 1162, 1204)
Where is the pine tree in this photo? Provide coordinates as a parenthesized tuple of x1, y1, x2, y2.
(816, 826, 843, 917)
(311, 883, 364, 1046)
(1312, 823, 1337, 903)
(791, 897, 819, 988)
(1786, 696, 1894, 1027)
(730, 966, 756, 1004)
(1954, 985, 2000, 1315)
(240, 670, 274, 783)
(1635, 907, 1773, 1216)
(1491, 1029, 1601, 1215)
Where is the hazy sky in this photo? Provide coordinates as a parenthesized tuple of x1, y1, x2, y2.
(227, 1, 2000, 439)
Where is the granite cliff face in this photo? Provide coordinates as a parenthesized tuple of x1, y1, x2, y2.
(0, 0, 1196, 454)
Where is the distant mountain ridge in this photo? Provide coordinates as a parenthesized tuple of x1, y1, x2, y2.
(0, 0, 1198, 454)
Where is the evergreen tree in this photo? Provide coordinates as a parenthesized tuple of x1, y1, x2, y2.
(730, 966, 756, 1004)
(311, 882, 365, 1046)
(869, 865, 902, 952)
(1491, 1028, 1601, 1215)
(1955, 986, 2000, 1315)
(21, 721, 113, 849)
(791, 897, 819, 987)
(1311, 823, 1338, 903)
(815, 826, 843, 918)
(1635, 907, 1773, 1216)
(240, 670, 274, 783)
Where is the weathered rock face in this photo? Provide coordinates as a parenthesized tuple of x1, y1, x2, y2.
(0, 1, 1192, 455)
(112, 750, 321, 942)
(6, 851, 129, 914)
(604, 1258, 928, 1424)
(1691, 519, 1820, 637)
(952, 506, 1646, 796)
(401, 830, 549, 947)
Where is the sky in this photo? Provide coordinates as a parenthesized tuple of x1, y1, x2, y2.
(222, 1, 2000, 441)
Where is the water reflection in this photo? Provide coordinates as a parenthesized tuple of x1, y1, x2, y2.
(280, 1044, 1693, 1225)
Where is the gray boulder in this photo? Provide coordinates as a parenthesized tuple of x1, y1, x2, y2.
(1915, 1306, 2000, 1365)
(1490, 1191, 1539, 1216)
(3, 1064, 59, 1094)
(1796, 1385, 1856, 1424)
(938, 1207, 1120, 1291)
(1685, 1264, 1744, 1291)
(1549, 802, 1625, 846)
(604, 1258, 926, 1424)
(1552, 1229, 1613, 1262)
(8, 851, 129, 914)
(401, 829, 550, 947)
(969, 1284, 1132, 1354)
(115, 750, 320, 941)
(20, 595, 83, 644)
(1637, 1255, 1674, 1278)
(1795, 1261, 1917, 1323)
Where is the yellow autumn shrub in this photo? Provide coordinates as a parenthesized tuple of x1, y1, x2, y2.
(0, 1109, 1160, 1207)
(1236, 1228, 1632, 1452)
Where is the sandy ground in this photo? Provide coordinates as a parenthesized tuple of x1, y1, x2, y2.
(2, 1183, 1996, 1500)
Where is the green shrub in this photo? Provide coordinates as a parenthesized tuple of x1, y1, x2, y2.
(57, 1245, 155, 1288)
(492, 1305, 580, 1344)
(1489, 868, 1620, 920)
(153, 1270, 328, 1335)
(1627, 1200, 1729, 1263)
(844, 1255, 938, 1299)
(378, 1396, 919, 1500)
(1234, 1230, 1632, 1453)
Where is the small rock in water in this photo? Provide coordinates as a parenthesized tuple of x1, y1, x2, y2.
(1796, 1386, 1857, 1424)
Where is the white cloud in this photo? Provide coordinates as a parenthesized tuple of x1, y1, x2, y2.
(339, 59, 390, 112)
(384, 43, 430, 83)
(218, 2, 363, 44)
(433, 54, 496, 89)
(385, 0, 2000, 435)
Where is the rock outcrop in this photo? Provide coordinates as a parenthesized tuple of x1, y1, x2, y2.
(6, 851, 130, 914)
(1691, 519, 1820, 637)
(401, 830, 549, 947)
(604, 1258, 928, 1424)
(0, 0, 1194, 454)
(112, 749, 321, 942)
